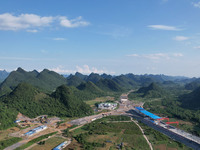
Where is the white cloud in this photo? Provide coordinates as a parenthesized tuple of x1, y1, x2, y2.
(173, 36, 189, 41)
(53, 37, 66, 41)
(50, 65, 115, 75)
(26, 29, 38, 33)
(126, 54, 139, 57)
(50, 66, 76, 74)
(194, 46, 200, 49)
(192, 2, 200, 8)
(0, 13, 90, 31)
(59, 16, 90, 28)
(76, 65, 115, 74)
(148, 25, 182, 31)
(143, 53, 170, 60)
(127, 53, 183, 60)
(0, 13, 53, 31)
(173, 53, 183, 57)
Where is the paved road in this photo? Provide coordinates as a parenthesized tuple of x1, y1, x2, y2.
(126, 110, 200, 150)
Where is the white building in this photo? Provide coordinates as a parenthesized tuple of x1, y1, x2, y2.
(98, 103, 117, 110)
(120, 95, 128, 103)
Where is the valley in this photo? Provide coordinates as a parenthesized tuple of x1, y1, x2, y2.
(1, 68, 200, 149)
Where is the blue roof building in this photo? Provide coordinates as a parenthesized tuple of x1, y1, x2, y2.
(135, 107, 161, 120)
(53, 141, 68, 150)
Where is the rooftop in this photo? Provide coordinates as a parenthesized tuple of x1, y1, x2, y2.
(136, 107, 161, 120)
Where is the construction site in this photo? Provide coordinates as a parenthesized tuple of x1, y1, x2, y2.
(134, 107, 200, 144)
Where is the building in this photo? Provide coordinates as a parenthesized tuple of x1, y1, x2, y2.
(14, 120, 21, 123)
(135, 107, 161, 124)
(53, 141, 68, 150)
(24, 125, 47, 136)
(120, 95, 128, 103)
(98, 103, 117, 110)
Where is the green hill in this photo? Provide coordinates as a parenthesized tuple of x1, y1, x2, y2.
(137, 82, 166, 98)
(95, 79, 123, 92)
(67, 75, 85, 87)
(180, 86, 200, 109)
(76, 81, 105, 100)
(0, 83, 92, 129)
(74, 72, 87, 80)
(113, 75, 138, 89)
(86, 73, 103, 83)
(0, 68, 67, 96)
(185, 79, 200, 90)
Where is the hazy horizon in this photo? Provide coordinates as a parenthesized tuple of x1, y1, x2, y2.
(0, 67, 194, 78)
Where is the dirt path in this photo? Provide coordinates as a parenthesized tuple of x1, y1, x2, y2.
(24, 134, 71, 150)
(69, 124, 85, 132)
(131, 118, 153, 150)
(24, 134, 56, 150)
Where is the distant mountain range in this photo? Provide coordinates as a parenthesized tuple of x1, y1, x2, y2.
(0, 67, 197, 97)
(0, 70, 9, 83)
(1, 67, 200, 130)
(0, 67, 67, 96)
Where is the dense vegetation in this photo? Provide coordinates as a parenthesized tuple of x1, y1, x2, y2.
(0, 137, 22, 150)
(137, 82, 166, 98)
(0, 83, 93, 130)
(180, 86, 200, 109)
(0, 68, 67, 96)
(128, 82, 168, 100)
(0, 103, 18, 130)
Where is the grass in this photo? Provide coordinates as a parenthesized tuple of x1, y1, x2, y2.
(15, 132, 57, 150)
(138, 122, 192, 150)
(0, 127, 20, 141)
(0, 137, 22, 150)
(85, 97, 114, 107)
(72, 127, 88, 136)
(73, 116, 150, 150)
(29, 136, 66, 150)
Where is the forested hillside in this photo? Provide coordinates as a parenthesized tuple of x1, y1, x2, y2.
(0, 68, 194, 97)
(0, 68, 67, 96)
(137, 82, 166, 98)
(0, 83, 93, 130)
(180, 86, 200, 109)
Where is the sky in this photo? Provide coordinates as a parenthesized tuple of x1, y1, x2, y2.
(0, 0, 200, 77)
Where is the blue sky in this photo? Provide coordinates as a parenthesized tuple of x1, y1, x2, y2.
(0, 0, 200, 77)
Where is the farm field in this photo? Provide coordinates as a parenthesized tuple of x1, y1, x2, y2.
(71, 116, 150, 150)
(29, 136, 66, 150)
